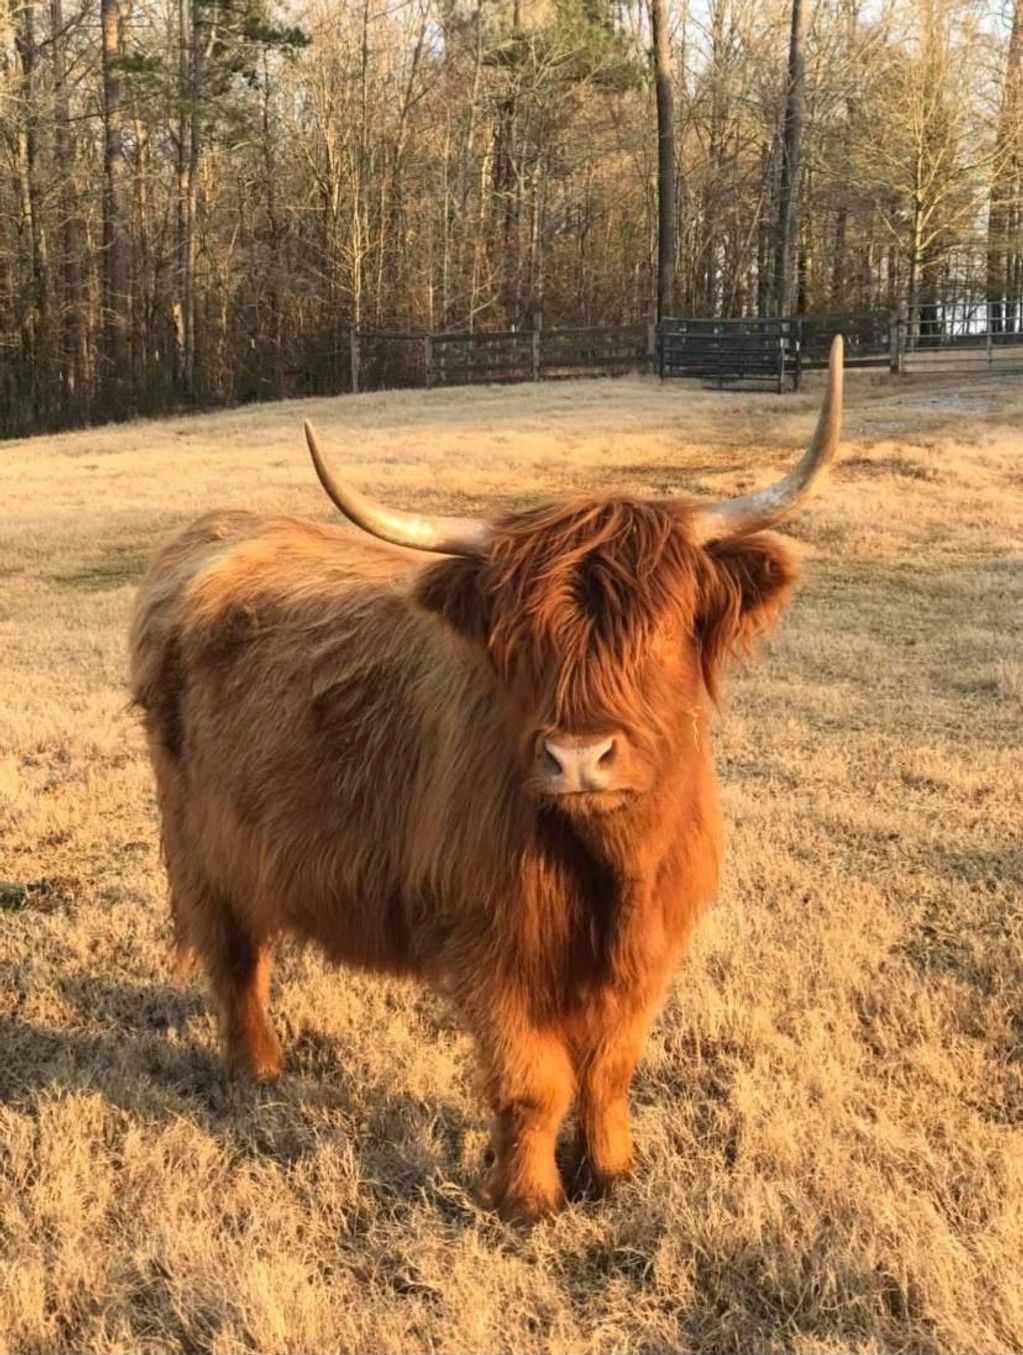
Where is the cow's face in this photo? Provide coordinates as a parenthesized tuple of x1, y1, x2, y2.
(304, 339, 839, 817)
(415, 499, 796, 816)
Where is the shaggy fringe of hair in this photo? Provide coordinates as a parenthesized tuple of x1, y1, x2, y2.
(475, 496, 797, 725)
(481, 498, 704, 726)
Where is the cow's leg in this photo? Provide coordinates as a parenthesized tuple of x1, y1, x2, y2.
(572, 1003, 654, 1195)
(478, 1022, 575, 1224)
(195, 891, 282, 1081)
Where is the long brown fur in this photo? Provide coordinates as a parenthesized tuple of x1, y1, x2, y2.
(129, 494, 796, 1222)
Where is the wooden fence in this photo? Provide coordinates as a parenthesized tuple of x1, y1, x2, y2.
(4, 305, 1013, 441)
(421, 325, 653, 388)
(305, 324, 656, 398)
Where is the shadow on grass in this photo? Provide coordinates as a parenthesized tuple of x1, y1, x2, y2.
(54, 545, 148, 591)
(0, 977, 480, 1222)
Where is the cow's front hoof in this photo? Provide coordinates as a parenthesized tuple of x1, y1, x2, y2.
(567, 1141, 634, 1200)
(497, 1184, 564, 1226)
(583, 1162, 633, 1198)
(482, 1167, 563, 1225)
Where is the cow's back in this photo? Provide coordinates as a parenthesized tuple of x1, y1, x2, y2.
(129, 510, 463, 971)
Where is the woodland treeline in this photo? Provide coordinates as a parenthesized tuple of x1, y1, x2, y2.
(2, 0, 1023, 432)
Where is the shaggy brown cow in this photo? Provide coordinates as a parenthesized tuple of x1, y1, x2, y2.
(130, 338, 843, 1222)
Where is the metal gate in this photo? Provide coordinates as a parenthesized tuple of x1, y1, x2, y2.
(899, 301, 1023, 375)
(658, 317, 802, 392)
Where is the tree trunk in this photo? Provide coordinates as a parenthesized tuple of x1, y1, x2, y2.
(771, 0, 807, 317)
(987, 0, 1022, 336)
(50, 0, 87, 408)
(262, 50, 285, 399)
(186, 0, 205, 399)
(101, 0, 129, 413)
(14, 0, 52, 419)
(829, 0, 859, 310)
(651, 0, 676, 321)
(757, 140, 773, 314)
(173, 0, 189, 397)
(172, 0, 204, 402)
(493, 85, 521, 323)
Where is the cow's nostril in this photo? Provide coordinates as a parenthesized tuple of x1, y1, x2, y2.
(598, 739, 617, 767)
(542, 743, 564, 777)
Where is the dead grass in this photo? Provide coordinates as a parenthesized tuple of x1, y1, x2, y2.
(1, 371, 1021, 1354)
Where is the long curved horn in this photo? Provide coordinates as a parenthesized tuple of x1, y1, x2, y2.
(693, 334, 843, 540)
(304, 420, 492, 555)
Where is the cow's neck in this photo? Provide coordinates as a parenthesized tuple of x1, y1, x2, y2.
(534, 752, 715, 909)
(556, 760, 700, 880)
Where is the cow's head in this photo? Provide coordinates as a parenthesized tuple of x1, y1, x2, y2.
(304, 338, 842, 817)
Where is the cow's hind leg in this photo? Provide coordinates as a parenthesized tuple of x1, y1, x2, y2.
(190, 887, 282, 1081)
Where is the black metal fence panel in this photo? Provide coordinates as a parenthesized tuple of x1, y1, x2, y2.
(659, 317, 802, 391)
(0, 322, 662, 438)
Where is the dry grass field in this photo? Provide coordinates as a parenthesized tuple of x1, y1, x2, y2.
(1, 370, 1021, 1354)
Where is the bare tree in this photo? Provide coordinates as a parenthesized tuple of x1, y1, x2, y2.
(50, 0, 87, 405)
(987, 0, 1023, 333)
(651, 0, 675, 319)
(13, 0, 51, 414)
(857, 0, 1005, 334)
(101, 0, 129, 407)
(771, 0, 807, 317)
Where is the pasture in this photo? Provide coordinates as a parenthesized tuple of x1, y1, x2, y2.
(1, 372, 1021, 1354)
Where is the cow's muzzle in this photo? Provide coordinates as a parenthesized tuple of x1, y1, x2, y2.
(537, 733, 620, 796)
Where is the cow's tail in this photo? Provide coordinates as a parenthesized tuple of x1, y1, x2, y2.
(172, 938, 197, 981)
(168, 877, 198, 981)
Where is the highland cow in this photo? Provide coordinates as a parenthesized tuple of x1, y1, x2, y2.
(130, 338, 843, 1221)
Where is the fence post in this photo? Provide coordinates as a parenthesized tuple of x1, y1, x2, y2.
(790, 319, 802, 394)
(778, 325, 785, 395)
(350, 330, 360, 394)
(647, 320, 657, 376)
(424, 334, 434, 389)
(986, 300, 994, 369)
(531, 325, 541, 381)
(890, 301, 907, 375)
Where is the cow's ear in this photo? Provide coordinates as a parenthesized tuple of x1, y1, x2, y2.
(414, 555, 489, 646)
(696, 534, 798, 701)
